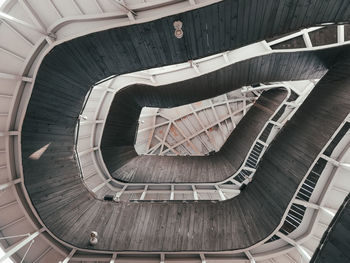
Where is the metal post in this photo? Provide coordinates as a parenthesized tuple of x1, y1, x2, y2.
(0, 229, 44, 262)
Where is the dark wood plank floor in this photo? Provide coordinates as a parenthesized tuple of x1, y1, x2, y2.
(21, 0, 350, 252)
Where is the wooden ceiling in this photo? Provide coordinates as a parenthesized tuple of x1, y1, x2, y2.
(21, 0, 350, 252)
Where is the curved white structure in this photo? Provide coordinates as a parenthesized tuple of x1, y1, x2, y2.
(0, 0, 349, 262)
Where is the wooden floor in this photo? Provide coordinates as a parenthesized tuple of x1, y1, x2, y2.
(22, 0, 350, 252)
(103, 89, 287, 183)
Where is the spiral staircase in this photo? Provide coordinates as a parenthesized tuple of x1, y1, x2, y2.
(0, 0, 349, 262)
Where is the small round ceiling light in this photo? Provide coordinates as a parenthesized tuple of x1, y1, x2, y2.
(90, 231, 98, 245)
(173, 20, 183, 39)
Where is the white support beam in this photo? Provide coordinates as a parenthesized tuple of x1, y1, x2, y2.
(171, 121, 201, 155)
(0, 216, 26, 231)
(245, 251, 256, 263)
(0, 178, 21, 191)
(72, 0, 84, 15)
(0, 46, 25, 61)
(320, 207, 336, 217)
(78, 147, 98, 156)
(285, 253, 298, 263)
(317, 221, 329, 229)
(115, 185, 127, 200)
(339, 162, 350, 171)
(160, 253, 165, 263)
(222, 51, 230, 63)
(140, 185, 148, 200)
(61, 249, 76, 263)
(332, 185, 349, 195)
(94, 0, 104, 13)
(1, 19, 34, 46)
(170, 185, 174, 200)
(0, 94, 12, 99)
(256, 139, 268, 147)
(111, 0, 136, 21)
(190, 60, 200, 75)
(159, 123, 171, 155)
(21, 239, 35, 263)
(320, 154, 339, 166)
(189, 104, 218, 151)
(267, 26, 323, 46)
(92, 179, 111, 193)
(192, 185, 199, 200)
(195, 134, 211, 153)
(261, 40, 272, 51)
(138, 120, 170, 133)
(302, 30, 313, 48)
(244, 166, 256, 173)
(154, 135, 179, 156)
(148, 143, 161, 154)
(276, 232, 311, 262)
(22, 76, 33, 83)
(224, 94, 237, 128)
(200, 253, 206, 263)
(284, 101, 297, 108)
(293, 199, 320, 210)
(0, 10, 46, 36)
(215, 185, 226, 201)
(229, 178, 243, 187)
(80, 120, 104, 125)
(242, 84, 288, 93)
(0, 72, 19, 81)
(150, 75, 156, 84)
(337, 25, 345, 43)
(220, 188, 240, 194)
(32, 247, 52, 263)
(48, 0, 63, 18)
(293, 199, 337, 217)
(110, 252, 117, 263)
(145, 114, 157, 152)
(0, 200, 17, 210)
(269, 120, 283, 128)
(0, 131, 20, 136)
(242, 91, 247, 115)
(209, 99, 226, 140)
(18, 0, 50, 33)
(0, 229, 43, 262)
